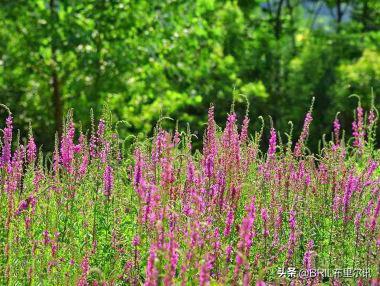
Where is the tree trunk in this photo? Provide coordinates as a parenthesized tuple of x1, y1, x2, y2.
(362, 0, 369, 31)
(51, 59, 62, 135)
(272, 0, 285, 125)
(336, 0, 343, 24)
(274, 0, 285, 40)
(50, 0, 62, 135)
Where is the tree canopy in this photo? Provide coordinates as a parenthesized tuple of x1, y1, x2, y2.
(0, 0, 379, 149)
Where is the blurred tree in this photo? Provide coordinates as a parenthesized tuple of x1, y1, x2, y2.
(0, 0, 378, 150)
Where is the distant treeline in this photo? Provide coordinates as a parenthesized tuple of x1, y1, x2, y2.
(0, 0, 379, 149)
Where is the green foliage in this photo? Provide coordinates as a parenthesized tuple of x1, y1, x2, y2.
(0, 0, 379, 149)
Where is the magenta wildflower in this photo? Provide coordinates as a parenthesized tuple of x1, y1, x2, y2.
(203, 106, 218, 179)
(77, 255, 90, 286)
(226, 244, 233, 263)
(161, 157, 174, 185)
(275, 207, 283, 229)
(27, 135, 37, 163)
(294, 112, 313, 157)
(261, 208, 269, 237)
(286, 209, 297, 264)
(51, 241, 58, 257)
(11, 145, 24, 186)
(333, 118, 340, 145)
(217, 170, 226, 209)
(79, 153, 89, 176)
(203, 105, 217, 158)
(199, 254, 213, 286)
(24, 217, 31, 230)
(364, 199, 374, 217)
(303, 240, 314, 271)
(223, 209, 234, 236)
(240, 115, 250, 143)
(89, 119, 106, 159)
(368, 109, 376, 126)
(318, 163, 328, 184)
(186, 160, 196, 184)
(235, 196, 256, 276)
(132, 235, 140, 247)
(16, 199, 29, 215)
(173, 129, 181, 146)
(352, 106, 365, 150)
(60, 121, 75, 173)
(223, 113, 238, 145)
(103, 165, 113, 197)
(89, 133, 97, 159)
(213, 227, 221, 255)
(289, 209, 296, 230)
(354, 211, 362, 231)
(343, 174, 358, 222)
(1, 115, 13, 168)
(205, 154, 214, 178)
(134, 149, 144, 188)
(97, 119, 106, 141)
(142, 184, 161, 225)
(365, 160, 378, 180)
(43, 230, 50, 245)
(81, 256, 90, 273)
(144, 244, 158, 286)
(222, 113, 240, 165)
(152, 130, 166, 164)
(332, 193, 341, 218)
(99, 141, 110, 163)
(164, 235, 179, 285)
(73, 143, 81, 154)
(267, 127, 276, 159)
(52, 142, 60, 175)
(369, 196, 380, 233)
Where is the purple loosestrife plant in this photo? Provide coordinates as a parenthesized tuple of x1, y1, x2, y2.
(234, 196, 256, 279)
(1, 115, 13, 169)
(103, 165, 113, 197)
(199, 253, 214, 286)
(294, 111, 313, 157)
(267, 128, 277, 160)
(352, 106, 365, 151)
(203, 105, 218, 180)
(369, 196, 380, 233)
(303, 240, 314, 271)
(0, 102, 378, 285)
(343, 174, 358, 222)
(333, 117, 341, 146)
(144, 244, 158, 286)
(60, 121, 76, 173)
(286, 209, 297, 265)
(27, 135, 37, 164)
(240, 115, 250, 144)
(261, 208, 269, 238)
(223, 209, 234, 237)
(133, 148, 144, 189)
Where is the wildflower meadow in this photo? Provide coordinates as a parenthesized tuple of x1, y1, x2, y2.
(0, 99, 379, 285)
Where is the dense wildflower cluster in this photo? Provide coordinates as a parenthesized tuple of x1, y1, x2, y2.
(0, 103, 379, 285)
